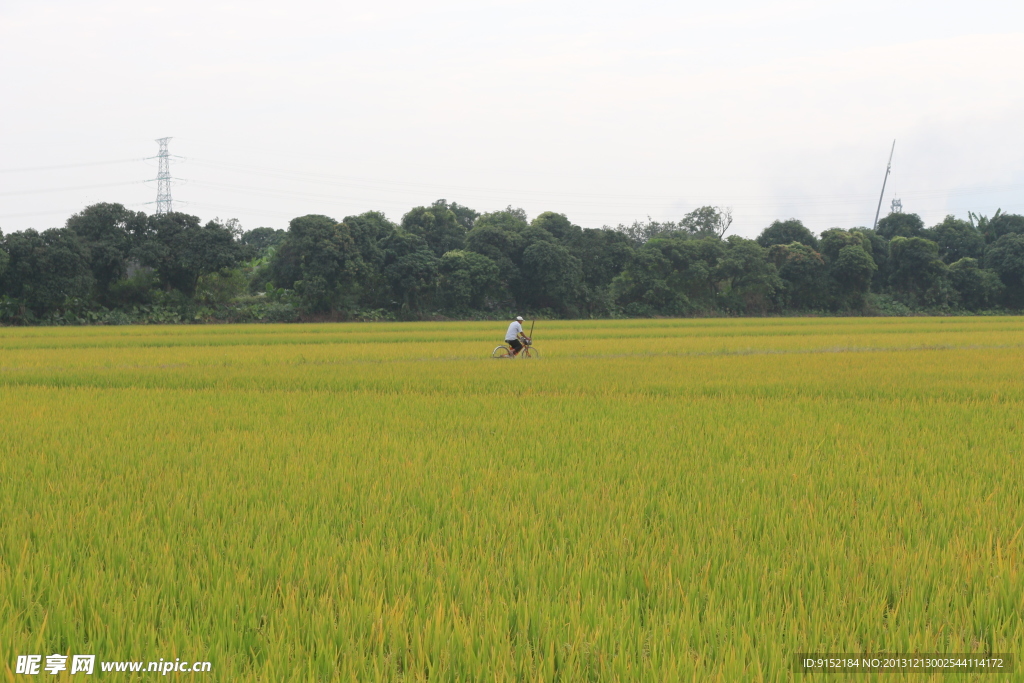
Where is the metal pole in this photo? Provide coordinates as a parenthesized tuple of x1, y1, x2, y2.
(872, 140, 895, 231)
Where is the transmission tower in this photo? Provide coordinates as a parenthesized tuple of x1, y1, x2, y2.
(155, 137, 173, 214)
(891, 198, 903, 213)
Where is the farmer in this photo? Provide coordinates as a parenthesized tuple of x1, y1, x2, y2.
(505, 316, 529, 357)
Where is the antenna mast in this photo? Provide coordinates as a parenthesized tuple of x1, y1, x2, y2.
(872, 139, 895, 231)
(155, 137, 173, 214)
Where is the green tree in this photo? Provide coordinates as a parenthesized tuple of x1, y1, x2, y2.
(401, 201, 467, 257)
(465, 223, 521, 264)
(611, 246, 685, 316)
(436, 250, 501, 312)
(465, 208, 528, 295)
(888, 236, 950, 308)
(928, 215, 983, 264)
(0, 240, 8, 283)
(65, 203, 148, 304)
(984, 233, 1024, 308)
(831, 245, 877, 309)
(816, 229, 876, 309)
(768, 242, 828, 310)
(240, 227, 286, 259)
(679, 206, 733, 238)
(948, 258, 1004, 310)
(818, 228, 872, 264)
(986, 212, 1024, 244)
(268, 239, 302, 292)
(531, 212, 582, 243)
(565, 228, 634, 316)
(614, 218, 682, 247)
(876, 212, 926, 240)
(139, 213, 244, 297)
(971, 210, 1024, 244)
(475, 206, 529, 233)
(715, 236, 782, 314)
(432, 199, 479, 231)
(1, 228, 94, 317)
(859, 228, 890, 291)
(341, 211, 395, 309)
(381, 231, 439, 316)
(756, 219, 818, 249)
(575, 229, 634, 291)
(613, 236, 724, 315)
(268, 215, 361, 312)
(520, 240, 584, 315)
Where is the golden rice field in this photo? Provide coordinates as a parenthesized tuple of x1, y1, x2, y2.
(2, 317, 1024, 681)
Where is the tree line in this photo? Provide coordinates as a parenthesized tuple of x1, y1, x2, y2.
(1, 200, 1023, 324)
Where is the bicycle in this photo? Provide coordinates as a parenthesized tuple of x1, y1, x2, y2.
(491, 337, 539, 359)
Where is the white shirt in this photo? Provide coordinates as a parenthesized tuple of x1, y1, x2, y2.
(506, 321, 523, 341)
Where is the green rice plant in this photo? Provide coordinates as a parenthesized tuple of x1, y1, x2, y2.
(1, 317, 1023, 680)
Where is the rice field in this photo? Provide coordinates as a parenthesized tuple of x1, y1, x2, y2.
(2, 317, 1024, 681)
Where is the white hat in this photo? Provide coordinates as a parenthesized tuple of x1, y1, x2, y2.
(516, 316, 524, 321)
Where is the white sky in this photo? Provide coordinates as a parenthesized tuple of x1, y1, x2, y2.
(2, 0, 1023, 238)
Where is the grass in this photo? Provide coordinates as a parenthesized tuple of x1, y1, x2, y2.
(2, 317, 1023, 681)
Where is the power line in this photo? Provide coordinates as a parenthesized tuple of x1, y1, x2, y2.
(0, 203, 150, 220)
(178, 175, 1024, 215)
(0, 180, 149, 197)
(0, 159, 142, 174)
(1, 144, 1022, 232)
(185, 157, 1024, 205)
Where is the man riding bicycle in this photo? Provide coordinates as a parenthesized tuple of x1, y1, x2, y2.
(505, 316, 530, 357)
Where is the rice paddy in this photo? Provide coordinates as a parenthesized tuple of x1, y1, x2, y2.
(2, 317, 1023, 681)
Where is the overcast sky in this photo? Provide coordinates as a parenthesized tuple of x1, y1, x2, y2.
(2, 0, 1022, 237)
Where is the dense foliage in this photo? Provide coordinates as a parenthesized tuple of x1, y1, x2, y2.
(1, 200, 1021, 323)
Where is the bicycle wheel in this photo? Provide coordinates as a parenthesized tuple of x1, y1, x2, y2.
(521, 346, 539, 359)
(491, 345, 511, 358)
